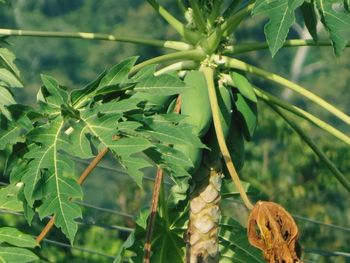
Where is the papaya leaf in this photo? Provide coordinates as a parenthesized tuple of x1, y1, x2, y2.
(345, 0, 350, 12)
(230, 72, 257, 103)
(143, 115, 206, 147)
(219, 217, 265, 263)
(116, 193, 188, 263)
(317, 0, 350, 56)
(0, 69, 22, 88)
(0, 247, 38, 263)
(234, 93, 258, 141)
(221, 180, 250, 199)
(78, 102, 153, 186)
(0, 227, 37, 248)
(0, 86, 15, 118)
(0, 115, 22, 150)
(38, 75, 70, 116)
(0, 48, 21, 79)
(98, 56, 138, 88)
(131, 64, 157, 81)
(134, 73, 189, 95)
(0, 105, 33, 150)
(253, 0, 304, 56)
(226, 115, 245, 172)
(0, 184, 22, 211)
(301, 1, 319, 41)
(21, 117, 82, 243)
(70, 70, 106, 107)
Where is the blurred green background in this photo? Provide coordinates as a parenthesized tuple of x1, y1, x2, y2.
(0, 0, 349, 262)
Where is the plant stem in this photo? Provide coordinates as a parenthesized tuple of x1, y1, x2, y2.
(143, 96, 181, 262)
(223, 39, 350, 55)
(202, 65, 253, 210)
(220, 56, 350, 125)
(189, 0, 207, 33)
(36, 148, 109, 244)
(254, 87, 350, 146)
(146, 0, 201, 44)
(268, 104, 350, 194)
(0, 28, 192, 51)
(130, 49, 206, 75)
(177, 0, 187, 14)
(221, 2, 255, 36)
(222, 0, 244, 18)
(144, 168, 164, 263)
(209, 0, 224, 24)
(154, 60, 198, 76)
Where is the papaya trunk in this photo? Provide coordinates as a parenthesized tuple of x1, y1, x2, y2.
(187, 159, 222, 263)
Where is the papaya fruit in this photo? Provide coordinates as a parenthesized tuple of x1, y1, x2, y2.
(182, 70, 212, 137)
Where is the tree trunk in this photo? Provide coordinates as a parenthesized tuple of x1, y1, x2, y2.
(187, 160, 222, 263)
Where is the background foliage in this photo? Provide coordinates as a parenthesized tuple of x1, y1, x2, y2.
(0, 0, 349, 262)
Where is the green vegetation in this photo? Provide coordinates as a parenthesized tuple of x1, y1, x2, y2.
(0, 1, 349, 262)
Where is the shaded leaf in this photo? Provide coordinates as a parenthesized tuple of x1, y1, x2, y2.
(0, 184, 22, 211)
(234, 94, 258, 141)
(301, 1, 319, 41)
(219, 217, 265, 263)
(345, 0, 350, 12)
(221, 180, 250, 199)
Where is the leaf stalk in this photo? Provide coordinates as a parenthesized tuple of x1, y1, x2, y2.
(220, 55, 350, 125)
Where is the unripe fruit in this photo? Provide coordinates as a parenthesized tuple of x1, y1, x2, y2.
(182, 70, 212, 137)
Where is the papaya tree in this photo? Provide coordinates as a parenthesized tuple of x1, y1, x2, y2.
(0, 0, 349, 262)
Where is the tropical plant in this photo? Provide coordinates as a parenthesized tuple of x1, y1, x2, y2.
(0, 0, 349, 262)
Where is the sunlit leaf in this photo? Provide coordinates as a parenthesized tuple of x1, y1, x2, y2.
(0, 69, 22, 88)
(0, 48, 21, 79)
(317, 0, 350, 56)
(134, 73, 189, 95)
(0, 184, 22, 211)
(253, 0, 304, 56)
(98, 56, 138, 88)
(0, 247, 38, 263)
(0, 227, 37, 248)
(230, 72, 257, 103)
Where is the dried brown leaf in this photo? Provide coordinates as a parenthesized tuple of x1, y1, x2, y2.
(247, 201, 303, 263)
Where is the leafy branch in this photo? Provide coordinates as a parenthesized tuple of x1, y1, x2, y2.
(221, 73, 350, 145)
(36, 148, 109, 244)
(223, 39, 350, 55)
(0, 28, 191, 51)
(220, 56, 350, 125)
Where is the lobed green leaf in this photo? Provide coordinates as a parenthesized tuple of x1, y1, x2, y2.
(253, 0, 304, 56)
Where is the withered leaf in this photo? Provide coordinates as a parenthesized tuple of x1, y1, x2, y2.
(247, 201, 303, 263)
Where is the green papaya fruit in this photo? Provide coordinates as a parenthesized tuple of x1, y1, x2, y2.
(182, 70, 212, 137)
